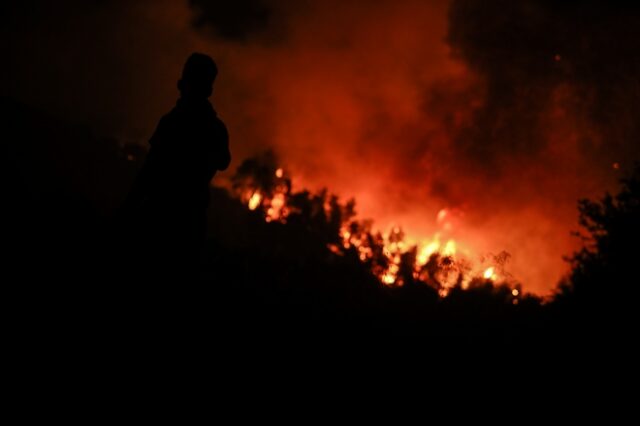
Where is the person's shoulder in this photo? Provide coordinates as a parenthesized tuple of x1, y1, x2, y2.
(149, 109, 179, 145)
(157, 107, 187, 133)
(154, 108, 177, 128)
(163, 106, 182, 123)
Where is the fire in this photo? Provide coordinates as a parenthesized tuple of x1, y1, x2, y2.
(234, 163, 522, 297)
(381, 272, 396, 285)
(417, 240, 440, 265)
(248, 191, 262, 210)
(483, 267, 497, 280)
(443, 239, 456, 256)
(266, 193, 287, 222)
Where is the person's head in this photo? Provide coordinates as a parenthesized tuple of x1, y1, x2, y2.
(177, 53, 218, 100)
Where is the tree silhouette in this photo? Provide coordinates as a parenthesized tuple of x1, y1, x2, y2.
(556, 165, 640, 316)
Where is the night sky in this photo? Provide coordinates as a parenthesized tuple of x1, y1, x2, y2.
(3, 0, 640, 293)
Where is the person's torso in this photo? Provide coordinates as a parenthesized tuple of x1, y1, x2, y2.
(149, 100, 227, 207)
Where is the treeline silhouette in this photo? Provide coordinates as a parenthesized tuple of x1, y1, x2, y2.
(4, 96, 638, 347)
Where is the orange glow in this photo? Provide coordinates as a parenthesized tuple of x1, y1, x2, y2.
(209, 0, 613, 296)
(266, 193, 287, 221)
(271, 193, 285, 208)
(437, 209, 447, 223)
(483, 267, 496, 280)
(512, 288, 519, 297)
(328, 244, 342, 255)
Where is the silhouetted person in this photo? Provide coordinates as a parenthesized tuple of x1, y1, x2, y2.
(121, 53, 231, 281)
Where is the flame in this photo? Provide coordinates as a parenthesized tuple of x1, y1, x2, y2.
(417, 238, 440, 265)
(381, 263, 400, 286)
(236, 167, 518, 295)
(483, 267, 496, 280)
(381, 272, 396, 285)
(248, 191, 262, 210)
(266, 192, 287, 222)
(443, 239, 456, 256)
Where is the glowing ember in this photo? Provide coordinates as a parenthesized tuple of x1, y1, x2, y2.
(266, 193, 287, 221)
(483, 267, 496, 280)
(275, 168, 284, 178)
(272, 194, 285, 209)
(328, 244, 341, 254)
(381, 262, 400, 286)
(381, 272, 396, 285)
(512, 288, 519, 297)
(248, 192, 262, 210)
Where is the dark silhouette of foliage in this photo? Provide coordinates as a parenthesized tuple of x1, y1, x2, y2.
(232, 150, 290, 199)
(555, 165, 640, 318)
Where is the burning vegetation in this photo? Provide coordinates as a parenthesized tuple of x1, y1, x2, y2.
(230, 151, 523, 301)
